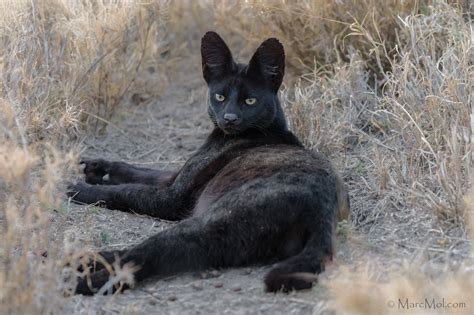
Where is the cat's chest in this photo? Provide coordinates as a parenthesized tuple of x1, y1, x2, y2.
(171, 140, 248, 188)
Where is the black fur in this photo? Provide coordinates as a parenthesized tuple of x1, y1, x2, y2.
(67, 31, 349, 295)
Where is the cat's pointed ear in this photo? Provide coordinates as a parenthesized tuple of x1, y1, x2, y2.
(201, 31, 235, 83)
(246, 38, 285, 92)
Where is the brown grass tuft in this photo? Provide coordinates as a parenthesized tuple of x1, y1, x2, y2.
(326, 262, 474, 315)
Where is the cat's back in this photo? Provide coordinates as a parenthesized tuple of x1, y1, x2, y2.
(193, 141, 349, 221)
(225, 144, 333, 178)
(200, 143, 336, 199)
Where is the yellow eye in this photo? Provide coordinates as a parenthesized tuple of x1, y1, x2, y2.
(215, 94, 225, 102)
(245, 98, 257, 105)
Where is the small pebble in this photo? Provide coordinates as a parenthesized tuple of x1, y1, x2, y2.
(191, 283, 203, 291)
(167, 295, 177, 302)
(232, 286, 242, 292)
(213, 282, 224, 288)
(209, 270, 221, 277)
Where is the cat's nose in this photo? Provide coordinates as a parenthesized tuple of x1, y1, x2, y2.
(224, 113, 239, 124)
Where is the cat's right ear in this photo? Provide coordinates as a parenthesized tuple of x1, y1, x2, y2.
(201, 31, 235, 83)
(246, 38, 285, 92)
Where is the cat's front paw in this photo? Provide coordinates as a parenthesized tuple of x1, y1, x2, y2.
(66, 181, 96, 204)
(80, 158, 111, 185)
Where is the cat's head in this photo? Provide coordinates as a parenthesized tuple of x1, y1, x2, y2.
(201, 31, 285, 135)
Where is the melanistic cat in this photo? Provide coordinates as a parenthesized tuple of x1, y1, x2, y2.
(68, 31, 349, 295)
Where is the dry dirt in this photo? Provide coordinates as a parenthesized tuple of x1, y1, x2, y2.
(51, 57, 470, 315)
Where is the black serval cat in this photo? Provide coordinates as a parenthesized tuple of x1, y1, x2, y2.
(67, 31, 350, 295)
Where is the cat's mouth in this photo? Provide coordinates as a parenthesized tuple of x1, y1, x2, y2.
(221, 125, 243, 135)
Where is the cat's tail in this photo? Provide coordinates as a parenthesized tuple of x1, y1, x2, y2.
(263, 246, 332, 292)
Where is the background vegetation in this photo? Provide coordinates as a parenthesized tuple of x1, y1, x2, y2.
(0, 0, 472, 314)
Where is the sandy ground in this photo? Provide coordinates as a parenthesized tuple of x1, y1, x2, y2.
(52, 58, 470, 315)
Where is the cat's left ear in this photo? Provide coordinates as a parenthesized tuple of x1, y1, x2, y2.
(246, 38, 285, 92)
(201, 31, 236, 83)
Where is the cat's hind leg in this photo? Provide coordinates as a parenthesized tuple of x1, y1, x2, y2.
(76, 249, 127, 273)
(72, 189, 306, 295)
(72, 183, 337, 295)
(74, 218, 211, 295)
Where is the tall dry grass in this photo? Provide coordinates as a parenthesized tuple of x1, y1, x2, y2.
(281, 2, 472, 224)
(211, 0, 470, 77)
(0, 99, 77, 314)
(1, 0, 173, 140)
(0, 0, 472, 314)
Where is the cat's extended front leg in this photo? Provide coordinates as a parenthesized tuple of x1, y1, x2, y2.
(67, 182, 187, 220)
(81, 158, 176, 186)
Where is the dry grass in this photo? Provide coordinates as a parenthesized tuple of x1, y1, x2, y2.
(0, 0, 472, 314)
(281, 5, 473, 312)
(326, 260, 474, 315)
(326, 170, 474, 315)
(283, 2, 472, 223)
(212, 0, 470, 77)
(0, 1, 177, 313)
(0, 99, 77, 314)
(1, 0, 174, 140)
